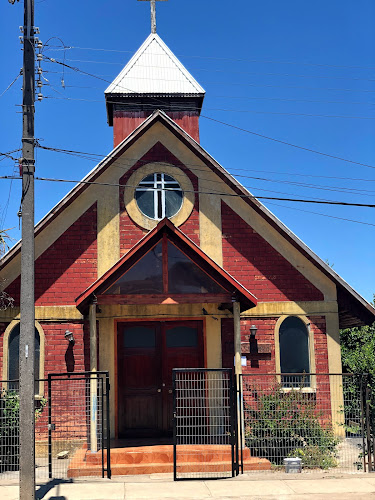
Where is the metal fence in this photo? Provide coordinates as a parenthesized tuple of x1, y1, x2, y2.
(173, 368, 237, 480)
(0, 371, 111, 482)
(240, 373, 374, 474)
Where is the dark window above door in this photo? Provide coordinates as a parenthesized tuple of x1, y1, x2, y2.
(104, 240, 226, 296)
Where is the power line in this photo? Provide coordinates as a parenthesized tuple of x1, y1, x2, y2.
(1, 73, 22, 97)
(201, 116, 375, 170)
(1, 174, 374, 208)
(43, 44, 375, 71)
(35, 57, 375, 170)
(61, 58, 375, 83)
(47, 87, 375, 106)
(35, 145, 375, 194)
(43, 59, 375, 94)
(265, 201, 375, 227)
(43, 96, 375, 121)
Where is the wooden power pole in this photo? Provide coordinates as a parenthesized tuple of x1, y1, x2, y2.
(19, 0, 36, 497)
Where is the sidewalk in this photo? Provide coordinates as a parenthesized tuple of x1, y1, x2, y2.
(1, 472, 375, 500)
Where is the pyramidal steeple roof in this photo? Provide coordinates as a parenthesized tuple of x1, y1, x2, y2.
(105, 33, 205, 96)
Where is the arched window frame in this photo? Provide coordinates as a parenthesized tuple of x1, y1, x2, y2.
(2, 320, 45, 397)
(274, 315, 316, 391)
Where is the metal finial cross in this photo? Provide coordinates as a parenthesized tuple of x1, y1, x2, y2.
(138, 0, 167, 34)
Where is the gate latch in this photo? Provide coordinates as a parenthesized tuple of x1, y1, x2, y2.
(48, 423, 56, 430)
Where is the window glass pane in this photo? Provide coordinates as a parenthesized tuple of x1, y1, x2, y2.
(8, 324, 20, 383)
(8, 325, 40, 393)
(135, 173, 183, 220)
(135, 189, 155, 219)
(279, 317, 310, 387)
(140, 174, 155, 184)
(165, 190, 183, 218)
(166, 326, 198, 347)
(124, 326, 156, 348)
(104, 243, 163, 294)
(167, 242, 227, 294)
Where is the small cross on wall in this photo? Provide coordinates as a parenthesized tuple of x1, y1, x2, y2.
(138, 0, 168, 34)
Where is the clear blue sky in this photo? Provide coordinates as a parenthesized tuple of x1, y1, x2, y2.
(1, 1, 374, 303)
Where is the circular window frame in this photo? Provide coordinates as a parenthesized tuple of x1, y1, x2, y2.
(124, 162, 195, 230)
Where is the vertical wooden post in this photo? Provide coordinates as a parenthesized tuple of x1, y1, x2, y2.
(89, 301, 98, 453)
(233, 301, 244, 451)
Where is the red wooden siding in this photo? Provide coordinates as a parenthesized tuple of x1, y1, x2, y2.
(113, 110, 200, 148)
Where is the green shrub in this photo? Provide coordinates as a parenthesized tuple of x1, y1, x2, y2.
(0, 389, 47, 472)
(244, 383, 339, 469)
(0, 390, 20, 472)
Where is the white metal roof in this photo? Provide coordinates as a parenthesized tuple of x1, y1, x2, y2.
(104, 33, 205, 96)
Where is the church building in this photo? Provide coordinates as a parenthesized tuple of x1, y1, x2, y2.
(0, 25, 374, 474)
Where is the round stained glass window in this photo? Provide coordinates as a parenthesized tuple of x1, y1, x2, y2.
(135, 173, 183, 220)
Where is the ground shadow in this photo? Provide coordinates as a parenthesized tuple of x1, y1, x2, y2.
(36, 478, 72, 500)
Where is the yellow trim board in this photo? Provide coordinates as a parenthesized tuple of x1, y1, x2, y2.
(241, 301, 338, 317)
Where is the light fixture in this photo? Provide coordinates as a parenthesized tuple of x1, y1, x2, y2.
(64, 330, 75, 345)
(249, 325, 257, 338)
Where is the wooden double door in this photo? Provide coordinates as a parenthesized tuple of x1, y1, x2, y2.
(117, 321, 204, 437)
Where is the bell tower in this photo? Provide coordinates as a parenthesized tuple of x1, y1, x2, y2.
(105, 31, 205, 147)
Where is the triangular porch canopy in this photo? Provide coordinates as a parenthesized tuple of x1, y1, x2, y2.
(76, 219, 257, 313)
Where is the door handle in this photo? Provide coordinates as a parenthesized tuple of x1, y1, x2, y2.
(157, 388, 162, 393)
(168, 389, 172, 394)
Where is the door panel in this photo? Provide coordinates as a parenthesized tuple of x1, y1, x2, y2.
(118, 321, 203, 437)
(118, 324, 162, 437)
(163, 322, 204, 432)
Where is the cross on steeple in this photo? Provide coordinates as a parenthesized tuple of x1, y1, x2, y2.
(138, 0, 168, 34)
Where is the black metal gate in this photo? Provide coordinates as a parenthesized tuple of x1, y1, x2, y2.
(172, 368, 237, 480)
(46, 371, 111, 479)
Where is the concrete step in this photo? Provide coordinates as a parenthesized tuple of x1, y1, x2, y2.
(67, 445, 271, 478)
(85, 444, 252, 465)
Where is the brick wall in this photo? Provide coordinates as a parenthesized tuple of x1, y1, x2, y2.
(221, 315, 329, 375)
(5, 205, 97, 307)
(42, 322, 89, 376)
(119, 142, 200, 254)
(221, 317, 277, 373)
(221, 202, 323, 302)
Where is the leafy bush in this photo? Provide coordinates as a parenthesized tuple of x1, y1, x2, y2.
(244, 383, 339, 469)
(0, 390, 20, 472)
(0, 389, 47, 472)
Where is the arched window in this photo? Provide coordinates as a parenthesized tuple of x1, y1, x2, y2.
(279, 316, 310, 387)
(6, 323, 42, 394)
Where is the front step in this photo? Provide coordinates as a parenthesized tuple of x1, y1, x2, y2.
(67, 445, 271, 478)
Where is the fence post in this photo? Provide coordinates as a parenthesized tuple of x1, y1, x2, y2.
(47, 374, 52, 479)
(172, 369, 177, 481)
(365, 380, 373, 472)
(89, 302, 98, 453)
(105, 373, 111, 479)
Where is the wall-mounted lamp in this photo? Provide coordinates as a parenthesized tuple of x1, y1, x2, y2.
(249, 325, 258, 338)
(64, 329, 75, 345)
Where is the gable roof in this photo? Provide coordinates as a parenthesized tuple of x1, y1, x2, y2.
(1, 110, 374, 327)
(104, 34, 205, 96)
(75, 218, 257, 312)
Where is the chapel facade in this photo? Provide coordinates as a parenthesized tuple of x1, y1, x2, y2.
(0, 32, 374, 442)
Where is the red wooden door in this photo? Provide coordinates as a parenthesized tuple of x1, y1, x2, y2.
(162, 321, 204, 432)
(118, 323, 162, 437)
(117, 321, 203, 437)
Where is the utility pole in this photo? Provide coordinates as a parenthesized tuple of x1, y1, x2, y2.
(19, 0, 36, 497)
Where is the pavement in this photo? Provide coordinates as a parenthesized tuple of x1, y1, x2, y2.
(0, 472, 375, 500)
